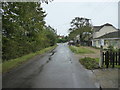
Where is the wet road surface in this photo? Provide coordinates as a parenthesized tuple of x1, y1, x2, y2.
(3, 43, 98, 88)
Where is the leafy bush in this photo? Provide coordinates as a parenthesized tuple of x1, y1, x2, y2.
(79, 57, 99, 70)
(107, 45, 118, 52)
(107, 45, 114, 51)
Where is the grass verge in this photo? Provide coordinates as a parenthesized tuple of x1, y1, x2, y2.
(69, 46, 95, 54)
(79, 57, 120, 70)
(2, 45, 57, 73)
(79, 57, 99, 70)
(102, 64, 120, 69)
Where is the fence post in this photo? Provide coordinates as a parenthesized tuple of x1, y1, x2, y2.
(119, 51, 120, 65)
(102, 52, 104, 65)
(112, 52, 115, 68)
(99, 46, 103, 67)
(105, 51, 109, 68)
(116, 52, 118, 65)
(110, 51, 112, 65)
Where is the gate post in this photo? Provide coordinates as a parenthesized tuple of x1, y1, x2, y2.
(99, 46, 103, 67)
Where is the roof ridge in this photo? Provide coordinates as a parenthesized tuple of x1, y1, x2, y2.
(93, 23, 117, 32)
(94, 23, 112, 27)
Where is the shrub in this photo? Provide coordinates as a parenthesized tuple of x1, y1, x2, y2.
(79, 57, 99, 70)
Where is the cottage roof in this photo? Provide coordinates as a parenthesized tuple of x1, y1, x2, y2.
(93, 26, 102, 32)
(93, 23, 116, 32)
(95, 30, 120, 39)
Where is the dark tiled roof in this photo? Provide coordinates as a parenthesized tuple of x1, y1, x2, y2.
(102, 23, 113, 26)
(96, 30, 120, 39)
(93, 26, 102, 32)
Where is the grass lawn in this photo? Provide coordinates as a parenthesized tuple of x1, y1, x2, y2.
(2, 45, 57, 73)
(69, 46, 95, 54)
(79, 57, 99, 70)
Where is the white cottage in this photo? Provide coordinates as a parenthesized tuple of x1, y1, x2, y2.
(92, 23, 120, 49)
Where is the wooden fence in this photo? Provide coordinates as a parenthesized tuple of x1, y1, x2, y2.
(102, 51, 120, 68)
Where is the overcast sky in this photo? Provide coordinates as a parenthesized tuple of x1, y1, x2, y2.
(41, 0, 119, 36)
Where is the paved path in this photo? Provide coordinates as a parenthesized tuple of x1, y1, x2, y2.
(3, 43, 98, 88)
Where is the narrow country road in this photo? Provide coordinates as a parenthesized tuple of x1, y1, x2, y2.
(3, 43, 98, 88)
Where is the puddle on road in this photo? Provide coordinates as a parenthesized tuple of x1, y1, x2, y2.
(50, 50, 56, 56)
(44, 50, 57, 68)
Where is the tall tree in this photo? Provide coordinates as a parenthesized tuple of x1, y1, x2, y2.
(2, 2, 56, 61)
(69, 17, 92, 45)
(41, 0, 53, 4)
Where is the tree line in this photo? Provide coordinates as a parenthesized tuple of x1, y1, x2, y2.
(2, 2, 57, 61)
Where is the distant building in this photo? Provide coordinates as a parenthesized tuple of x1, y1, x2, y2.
(57, 35, 64, 39)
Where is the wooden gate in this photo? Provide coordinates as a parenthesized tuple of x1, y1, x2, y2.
(102, 51, 120, 68)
